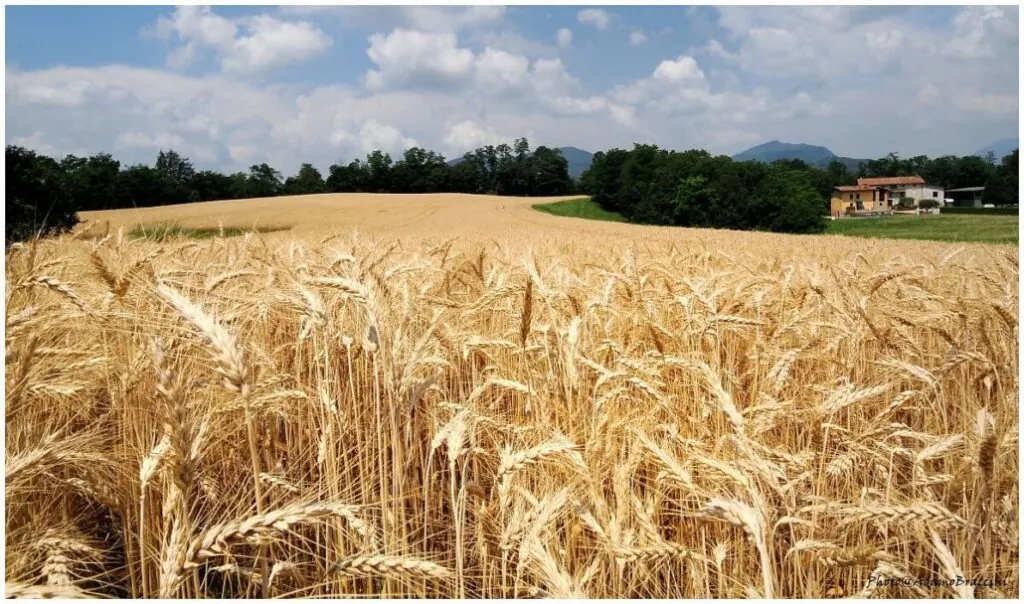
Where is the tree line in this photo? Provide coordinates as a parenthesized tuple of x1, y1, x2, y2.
(5, 137, 1017, 245)
(5, 138, 575, 244)
(578, 145, 1018, 233)
(579, 147, 830, 233)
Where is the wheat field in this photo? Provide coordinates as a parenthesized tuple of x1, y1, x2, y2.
(5, 193, 1019, 598)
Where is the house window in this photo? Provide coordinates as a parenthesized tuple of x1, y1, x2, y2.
(933, 191, 938, 198)
(856, 193, 860, 200)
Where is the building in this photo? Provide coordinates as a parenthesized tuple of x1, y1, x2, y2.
(945, 186, 985, 207)
(831, 184, 893, 216)
(857, 176, 944, 206)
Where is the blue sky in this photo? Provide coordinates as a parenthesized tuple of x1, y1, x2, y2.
(5, 5, 1019, 175)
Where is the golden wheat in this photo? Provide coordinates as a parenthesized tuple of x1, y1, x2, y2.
(4, 209, 1018, 598)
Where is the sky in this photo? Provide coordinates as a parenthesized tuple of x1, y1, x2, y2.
(5, 4, 1020, 175)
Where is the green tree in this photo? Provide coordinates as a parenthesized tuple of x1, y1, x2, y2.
(191, 170, 238, 201)
(59, 153, 122, 211)
(757, 166, 827, 234)
(365, 150, 393, 192)
(672, 175, 716, 227)
(246, 163, 282, 198)
(983, 149, 1019, 206)
(951, 155, 995, 190)
(530, 146, 573, 196)
(5, 145, 79, 245)
(118, 164, 167, 208)
(326, 159, 369, 192)
(154, 149, 196, 203)
(283, 163, 326, 195)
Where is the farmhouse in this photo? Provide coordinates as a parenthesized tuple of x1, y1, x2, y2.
(830, 184, 893, 217)
(857, 176, 944, 206)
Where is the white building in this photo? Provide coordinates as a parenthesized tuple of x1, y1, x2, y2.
(857, 176, 944, 206)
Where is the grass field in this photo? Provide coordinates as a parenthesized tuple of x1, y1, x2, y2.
(532, 197, 626, 222)
(531, 197, 1019, 245)
(6, 192, 1019, 598)
(828, 214, 1019, 244)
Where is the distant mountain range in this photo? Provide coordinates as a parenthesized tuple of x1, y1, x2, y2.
(732, 141, 868, 171)
(445, 138, 1017, 181)
(973, 137, 1018, 161)
(447, 146, 594, 178)
(733, 138, 1019, 170)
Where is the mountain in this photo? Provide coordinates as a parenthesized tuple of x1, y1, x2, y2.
(557, 146, 594, 178)
(732, 140, 869, 172)
(732, 141, 835, 165)
(973, 138, 1018, 162)
(446, 146, 594, 178)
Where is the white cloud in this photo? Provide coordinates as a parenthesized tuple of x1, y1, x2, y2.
(652, 55, 707, 86)
(556, 27, 573, 49)
(629, 30, 648, 45)
(471, 30, 557, 58)
(365, 29, 476, 90)
(443, 120, 513, 154)
(944, 6, 1015, 60)
(577, 9, 612, 31)
(474, 48, 531, 92)
(155, 6, 331, 74)
(786, 92, 832, 119)
(11, 78, 93, 107)
(951, 91, 1017, 119)
(280, 5, 505, 33)
(356, 120, 419, 156)
(401, 5, 506, 32)
(115, 130, 219, 163)
(5, 6, 1019, 169)
(9, 132, 87, 159)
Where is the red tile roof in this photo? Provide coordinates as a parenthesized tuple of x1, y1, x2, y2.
(835, 185, 883, 192)
(857, 176, 925, 186)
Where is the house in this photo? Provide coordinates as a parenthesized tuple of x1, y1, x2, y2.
(945, 186, 985, 207)
(830, 184, 893, 216)
(857, 176, 944, 206)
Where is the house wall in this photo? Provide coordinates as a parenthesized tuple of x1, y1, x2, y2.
(893, 185, 944, 204)
(830, 189, 892, 215)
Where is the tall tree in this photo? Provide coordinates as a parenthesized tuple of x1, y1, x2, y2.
(5, 145, 78, 244)
(983, 149, 1019, 206)
(326, 159, 369, 192)
(365, 150, 393, 192)
(246, 163, 282, 198)
(283, 163, 326, 195)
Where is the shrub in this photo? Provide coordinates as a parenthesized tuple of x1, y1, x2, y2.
(918, 199, 940, 209)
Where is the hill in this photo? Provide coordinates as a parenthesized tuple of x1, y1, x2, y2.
(733, 140, 835, 165)
(447, 146, 594, 178)
(973, 138, 1018, 162)
(558, 146, 594, 178)
(732, 140, 868, 172)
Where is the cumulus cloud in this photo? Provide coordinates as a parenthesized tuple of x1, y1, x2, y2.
(944, 5, 1016, 60)
(556, 28, 573, 48)
(629, 30, 648, 45)
(442, 120, 513, 154)
(280, 5, 506, 33)
(155, 6, 331, 74)
(5, 5, 1018, 171)
(577, 9, 612, 31)
(364, 29, 476, 90)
